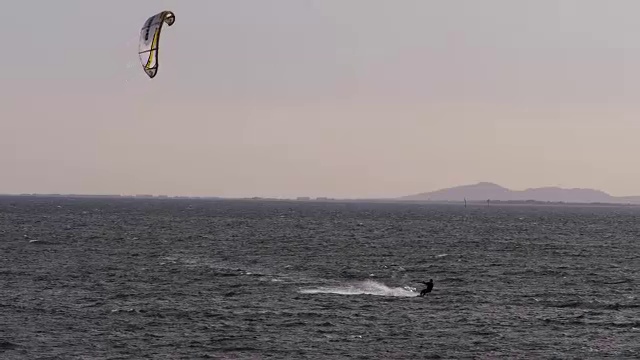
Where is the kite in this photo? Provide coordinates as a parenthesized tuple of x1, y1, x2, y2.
(138, 11, 175, 78)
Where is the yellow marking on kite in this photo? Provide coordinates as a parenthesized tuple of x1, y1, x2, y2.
(145, 29, 160, 69)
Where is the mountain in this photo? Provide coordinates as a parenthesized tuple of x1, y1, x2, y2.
(399, 182, 640, 204)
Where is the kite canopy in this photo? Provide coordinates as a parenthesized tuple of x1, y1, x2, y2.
(138, 11, 175, 78)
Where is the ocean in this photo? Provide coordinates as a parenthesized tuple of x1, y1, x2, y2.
(1, 197, 638, 359)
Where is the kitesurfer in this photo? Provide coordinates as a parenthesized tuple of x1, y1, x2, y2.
(418, 279, 433, 297)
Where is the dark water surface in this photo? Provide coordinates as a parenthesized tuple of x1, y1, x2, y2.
(1, 197, 638, 359)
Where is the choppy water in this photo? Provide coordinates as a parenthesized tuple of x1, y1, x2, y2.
(0, 197, 638, 359)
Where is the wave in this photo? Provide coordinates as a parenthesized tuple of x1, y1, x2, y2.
(544, 300, 640, 310)
(299, 280, 417, 297)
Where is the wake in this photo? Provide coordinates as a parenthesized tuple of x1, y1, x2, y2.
(299, 280, 416, 297)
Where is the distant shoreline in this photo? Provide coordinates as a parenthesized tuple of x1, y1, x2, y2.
(391, 199, 639, 208)
(0, 194, 637, 208)
(398, 182, 640, 205)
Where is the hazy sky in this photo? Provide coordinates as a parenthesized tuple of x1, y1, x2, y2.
(3, 0, 640, 198)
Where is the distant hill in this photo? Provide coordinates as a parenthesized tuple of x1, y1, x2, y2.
(399, 182, 640, 204)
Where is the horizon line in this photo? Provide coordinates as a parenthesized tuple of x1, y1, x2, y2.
(2, 181, 640, 200)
